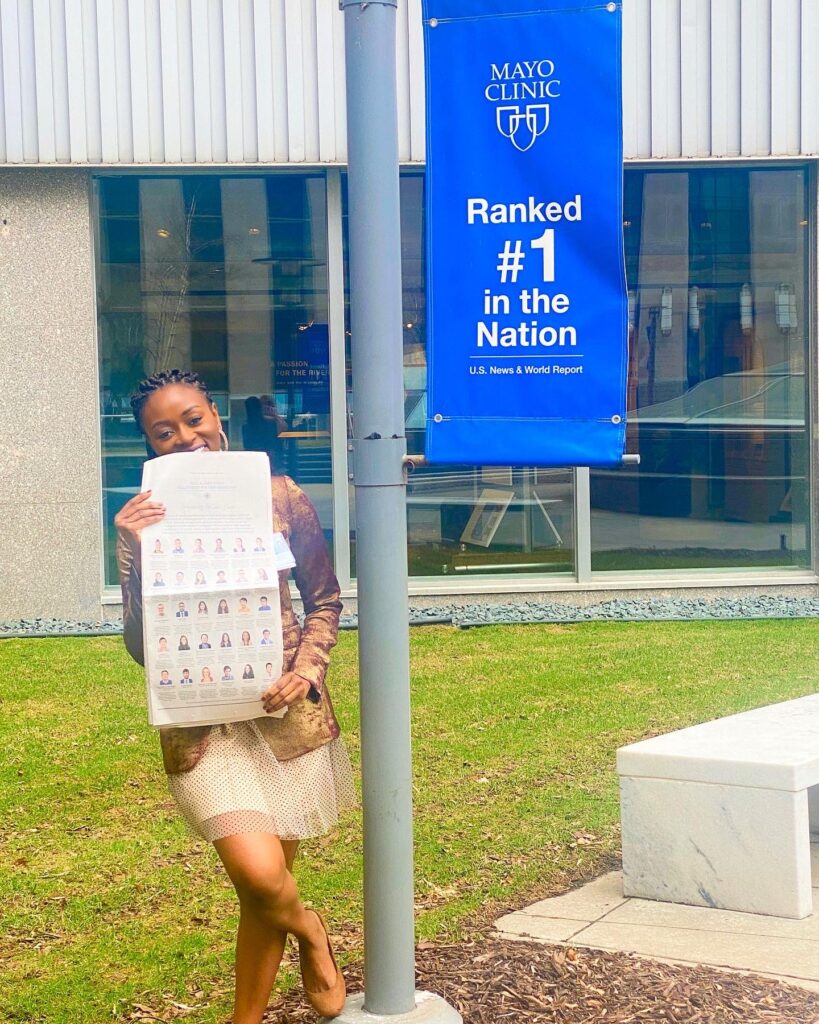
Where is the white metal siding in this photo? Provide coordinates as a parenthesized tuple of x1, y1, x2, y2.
(0, 0, 817, 165)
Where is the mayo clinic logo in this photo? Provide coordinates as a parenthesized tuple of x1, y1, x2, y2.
(484, 60, 561, 152)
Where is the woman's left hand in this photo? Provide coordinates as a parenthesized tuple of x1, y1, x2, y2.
(262, 672, 311, 713)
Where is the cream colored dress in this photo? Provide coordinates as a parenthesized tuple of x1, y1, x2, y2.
(167, 721, 357, 842)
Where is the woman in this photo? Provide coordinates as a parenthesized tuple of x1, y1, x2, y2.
(197, 600, 209, 615)
(241, 629, 252, 647)
(201, 666, 215, 684)
(195, 570, 207, 586)
(217, 598, 229, 615)
(242, 663, 255, 679)
(178, 634, 191, 651)
(220, 632, 232, 648)
(115, 370, 354, 1023)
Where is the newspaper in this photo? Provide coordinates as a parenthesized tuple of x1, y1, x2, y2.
(139, 451, 294, 728)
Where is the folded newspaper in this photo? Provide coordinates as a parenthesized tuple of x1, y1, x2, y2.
(140, 451, 295, 728)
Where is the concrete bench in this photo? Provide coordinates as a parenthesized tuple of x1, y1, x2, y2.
(617, 694, 819, 920)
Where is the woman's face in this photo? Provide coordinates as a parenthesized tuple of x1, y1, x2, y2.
(140, 383, 222, 455)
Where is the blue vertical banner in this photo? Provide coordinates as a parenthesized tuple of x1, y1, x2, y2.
(423, 1, 628, 466)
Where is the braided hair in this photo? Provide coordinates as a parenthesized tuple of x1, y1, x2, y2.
(130, 369, 213, 428)
(130, 369, 214, 456)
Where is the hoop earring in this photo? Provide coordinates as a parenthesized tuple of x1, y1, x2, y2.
(219, 429, 230, 452)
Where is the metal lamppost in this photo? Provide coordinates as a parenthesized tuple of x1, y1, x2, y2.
(332, 1, 461, 1021)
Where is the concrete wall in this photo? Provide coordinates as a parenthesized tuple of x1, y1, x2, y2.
(0, 169, 102, 619)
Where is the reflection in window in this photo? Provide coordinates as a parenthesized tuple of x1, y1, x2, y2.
(344, 174, 575, 578)
(95, 174, 332, 586)
(591, 168, 810, 570)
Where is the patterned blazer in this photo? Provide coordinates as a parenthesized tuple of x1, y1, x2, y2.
(118, 474, 343, 775)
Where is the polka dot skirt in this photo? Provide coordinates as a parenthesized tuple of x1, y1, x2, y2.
(167, 719, 357, 842)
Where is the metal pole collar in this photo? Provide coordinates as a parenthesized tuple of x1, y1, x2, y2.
(340, 0, 397, 8)
(350, 436, 407, 487)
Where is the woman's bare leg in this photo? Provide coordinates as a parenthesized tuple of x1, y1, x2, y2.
(215, 832, 336, 1024)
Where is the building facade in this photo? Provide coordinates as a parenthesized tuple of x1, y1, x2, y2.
(1, 0, 817, 619)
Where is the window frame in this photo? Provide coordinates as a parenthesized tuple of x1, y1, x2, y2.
(95, 159, 818, 602)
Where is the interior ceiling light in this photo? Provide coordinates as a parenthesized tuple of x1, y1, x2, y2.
(660, 287, 673, 337)
(740, 283, 754, 334)
(156, 227, 171, 238)
(688, 286, 700, 333)
(775, 283, 798, 333)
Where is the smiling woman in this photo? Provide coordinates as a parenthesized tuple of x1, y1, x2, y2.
(129, 369, 226, 456)
(114, 368, 356, 1023)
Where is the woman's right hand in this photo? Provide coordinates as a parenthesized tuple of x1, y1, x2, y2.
(114, 490, 166, 571)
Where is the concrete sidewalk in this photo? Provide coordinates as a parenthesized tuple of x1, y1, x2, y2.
(494, 842, 819, 993)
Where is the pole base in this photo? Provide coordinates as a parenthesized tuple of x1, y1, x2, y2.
(321, 990, 463, 1024)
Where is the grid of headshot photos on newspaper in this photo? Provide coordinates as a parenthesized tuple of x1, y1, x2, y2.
(139, 451, 294, 727)
(143, 530, 293, 724)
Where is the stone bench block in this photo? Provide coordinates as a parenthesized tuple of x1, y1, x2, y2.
(618, 695, 819, 920)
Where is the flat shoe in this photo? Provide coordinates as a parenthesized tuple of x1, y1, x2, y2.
(299, 908, 346, 1019)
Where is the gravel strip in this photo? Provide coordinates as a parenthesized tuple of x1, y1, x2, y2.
(4, 595, 819, 638)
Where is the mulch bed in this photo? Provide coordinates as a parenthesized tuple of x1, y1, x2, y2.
(268, 937, 819, 1023)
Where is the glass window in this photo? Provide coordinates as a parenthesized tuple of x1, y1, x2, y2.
(591, 168, 810, 571)
(95, 174, 332, 587)
(343, 174, 575, 579)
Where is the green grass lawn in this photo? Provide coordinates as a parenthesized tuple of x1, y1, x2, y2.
(2, 621, 818, 1023)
